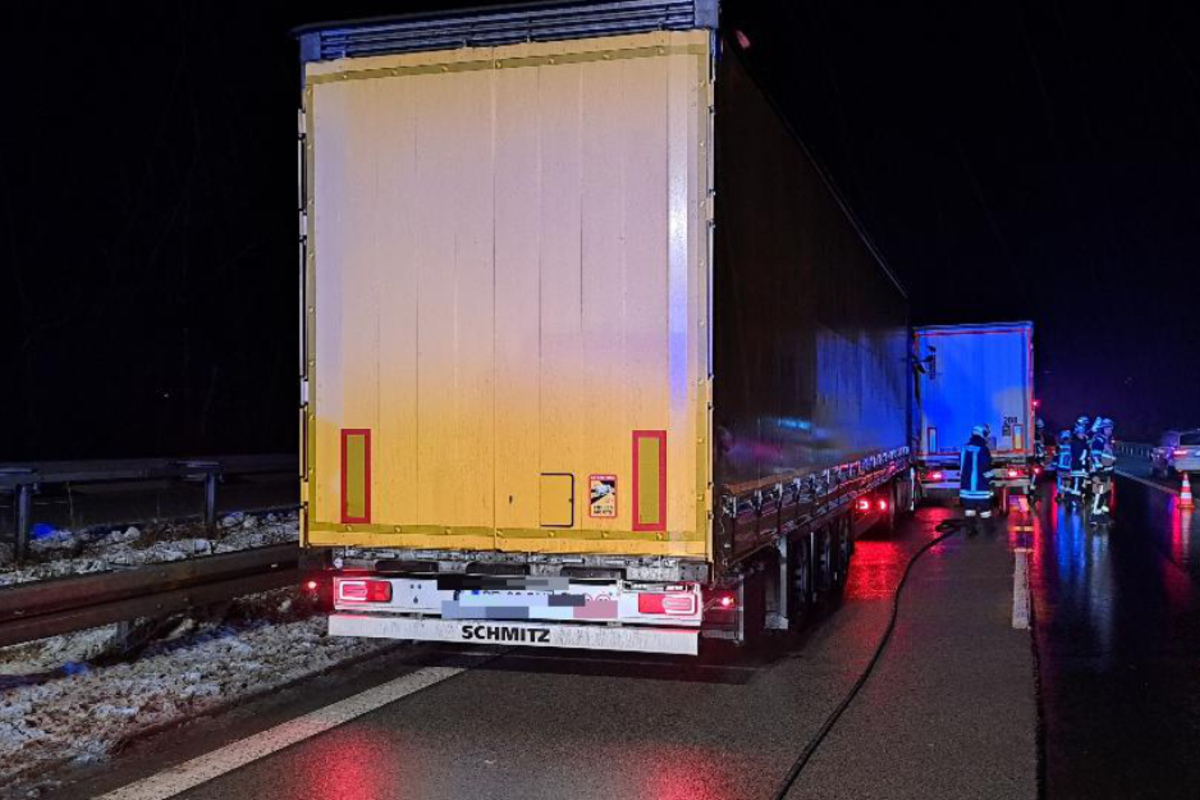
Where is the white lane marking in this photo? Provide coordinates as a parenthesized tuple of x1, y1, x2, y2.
(1012, 548, 1031, 630)
(95, 666, 465, 800)
(1115, 470, 1179, 495)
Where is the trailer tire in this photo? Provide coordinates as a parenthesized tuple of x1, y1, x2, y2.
(834, 520, 853, 587)
(879, 482, 898, 536)
(815, 527, 835, 592)
(792, 536, 813, 613)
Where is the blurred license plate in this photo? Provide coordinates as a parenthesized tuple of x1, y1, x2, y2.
(458, 590, 585, 608)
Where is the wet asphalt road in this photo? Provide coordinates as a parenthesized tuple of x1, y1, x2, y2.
(1032, 477, 1200, 799)
(52, 506, 1036, 800)
(1113, 453, 1185, 493)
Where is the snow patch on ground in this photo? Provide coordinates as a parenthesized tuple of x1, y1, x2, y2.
(0, 595, 390, 793)
(0, 511, 299, 587)
(0, 626, 120, 677)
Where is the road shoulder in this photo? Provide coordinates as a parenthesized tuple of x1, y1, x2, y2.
(788, 518, 1038, 799)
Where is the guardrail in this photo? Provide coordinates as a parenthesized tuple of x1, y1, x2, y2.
(0, 455, 295, 561)
(1113, 441, 1154, 459)
(0, 543, 298, 648)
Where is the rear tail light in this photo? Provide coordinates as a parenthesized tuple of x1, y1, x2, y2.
(1006, 468, 1020, 478)
(930, 471, 945, 481)
(336, 579, 392, 603)
(856, 498, 871, 512)
(1175, 449, 1191, 457)
(638, 592, 697, 616)
(304, 579, 319, 592)
(718, 593, 736, 609)
(877, 498, 889, 512)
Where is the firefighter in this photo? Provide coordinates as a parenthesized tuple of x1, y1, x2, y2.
(1067, 423, 1091, 507)
(1055, 429, 1073, 500)
(960, 425, 995, 520)
(1034, 418, 1047, 467)
(1090, 418, 1116, 516)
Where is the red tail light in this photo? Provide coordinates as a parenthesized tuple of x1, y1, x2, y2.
(1006, 468, 1020, 478)
(930, 471, 945, 481)
(304, 579, 319, 592)
(856, 498, 871, 512)
(877, 498, 889, 512)
(718, 593, 736, 609)
(1175, 449, 1191, 458)
(638, 592, 697, 616)
(336, 579, 392, 603)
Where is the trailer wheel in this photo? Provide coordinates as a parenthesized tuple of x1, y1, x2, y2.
(816, 527, 834, 592)
(790, 535, 813, 613)
(738, 563, 768, 646)
(880, 482, 898, 536)
(834, 520, 853, 587)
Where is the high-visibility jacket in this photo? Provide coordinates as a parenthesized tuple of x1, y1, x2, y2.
(960, 435, 994, 500)
(1091, 435, 1115, 474)
(1056, 439, 1073, 472)
(1069, 436, 1090, 475)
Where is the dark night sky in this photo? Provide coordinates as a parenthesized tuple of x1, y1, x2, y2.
(3, 0, 1199, 460)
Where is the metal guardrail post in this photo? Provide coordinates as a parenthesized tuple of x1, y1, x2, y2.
(177, 460, 223, 534)
(1, 468, 38, 563)
(205, 472, 219, 534)
(15, 483, 32, 562)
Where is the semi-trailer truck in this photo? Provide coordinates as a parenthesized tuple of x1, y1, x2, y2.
(912, 322, 1036, 505)
(296, 0, 913, 656)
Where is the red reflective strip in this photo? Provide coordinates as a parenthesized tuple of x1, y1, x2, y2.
(632, 430, 667, 532)
(340, 429, 372, 524)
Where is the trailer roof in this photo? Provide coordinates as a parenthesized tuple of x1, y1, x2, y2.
(296, 0, 718, 64)
(914, 321, 1034, 334)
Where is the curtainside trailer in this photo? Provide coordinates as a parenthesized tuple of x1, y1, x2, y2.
(296, 0, 912, 656)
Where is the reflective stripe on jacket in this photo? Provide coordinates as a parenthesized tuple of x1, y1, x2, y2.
(960, 436, 994, 500)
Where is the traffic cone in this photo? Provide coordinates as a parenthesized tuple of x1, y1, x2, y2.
(1182, 472, 1195, 509)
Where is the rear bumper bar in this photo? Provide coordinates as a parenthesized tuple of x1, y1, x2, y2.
(330, 613, 700, 656)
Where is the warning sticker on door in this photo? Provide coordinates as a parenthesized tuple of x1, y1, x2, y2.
(588, 475, 618, 518)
